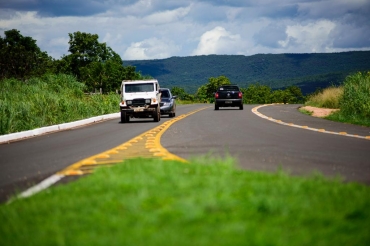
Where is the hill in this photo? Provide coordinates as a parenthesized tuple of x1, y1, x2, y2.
(123, 51, 370, 95)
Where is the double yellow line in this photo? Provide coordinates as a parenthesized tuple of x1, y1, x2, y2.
(58, 107, 210, 176)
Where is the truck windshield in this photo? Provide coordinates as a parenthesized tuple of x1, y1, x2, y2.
(125, 83, 154, 93)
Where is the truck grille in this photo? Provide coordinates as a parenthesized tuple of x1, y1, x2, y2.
(132, 99, 146, 106)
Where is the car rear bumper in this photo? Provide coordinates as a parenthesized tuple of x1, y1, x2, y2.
(215, 99, 242, 106)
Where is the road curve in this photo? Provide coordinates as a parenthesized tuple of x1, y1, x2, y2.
(1, 103, 370, 202)
(0, 104, 207, 202)
(162, 104, 370, 184)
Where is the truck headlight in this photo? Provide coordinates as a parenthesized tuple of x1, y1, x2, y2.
(145, 99, 151, 104)
(126, 100, 132, 105)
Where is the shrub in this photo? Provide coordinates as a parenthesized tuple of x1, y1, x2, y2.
(339, 71, 370, 118)
(305, 86, 343, 108)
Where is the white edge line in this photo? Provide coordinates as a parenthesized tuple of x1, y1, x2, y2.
(0, 113, 120, 144)
(252, 104, 370, 140)
(7, 174, 65, 204)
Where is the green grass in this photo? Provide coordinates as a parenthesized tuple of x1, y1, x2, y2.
(0, 74, 119, 135)
(339, 71, 370, 119)
(305, 71, 370, 127)
(1, 157, 369, 246)
(298, 108, 313, 116)
(325, 111, 370, 127)
(176, 99, 197, 105)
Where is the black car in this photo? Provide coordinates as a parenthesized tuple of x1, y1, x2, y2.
(214, 85, 243, 110)
(160, 88, 177, 117)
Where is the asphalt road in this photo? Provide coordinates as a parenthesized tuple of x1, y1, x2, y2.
(162, 104, 370, 183)
(1, 103, 370, 202)
(0, 104, 204, 202)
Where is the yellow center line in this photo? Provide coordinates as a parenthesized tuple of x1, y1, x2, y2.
(58, 107, 210, 176)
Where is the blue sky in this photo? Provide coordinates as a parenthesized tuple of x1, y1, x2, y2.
(1, 0, 369, 60)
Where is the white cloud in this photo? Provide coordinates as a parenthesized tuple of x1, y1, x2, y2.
(279, 20, 336, 52)
(143, 5, 191, 25)
(191, 26, 242, 55)
(123, 37, 181, 60)
(0, 0, 369, 60)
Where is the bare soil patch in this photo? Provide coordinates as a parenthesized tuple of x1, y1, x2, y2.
(300, 106, 339, 118)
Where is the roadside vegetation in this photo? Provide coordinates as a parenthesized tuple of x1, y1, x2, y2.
(1, 28, 368, 129)
(0, 74, 118, 135)
(1, 157, 369, 246)
(304, 71, 370, 127)
(1, 29, 370, 245)
(305, 86, 343, 108)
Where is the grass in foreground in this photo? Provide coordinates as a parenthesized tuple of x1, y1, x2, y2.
(1, 157, 369, 246)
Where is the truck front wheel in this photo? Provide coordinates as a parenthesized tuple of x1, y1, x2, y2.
(121, 112, 129, 123)
(153, 106, 160, 122)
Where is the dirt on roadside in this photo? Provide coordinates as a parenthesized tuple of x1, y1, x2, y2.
(300, 106, 339, 118)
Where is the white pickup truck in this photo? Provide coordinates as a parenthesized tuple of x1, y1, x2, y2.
(119, 79, 161, 123)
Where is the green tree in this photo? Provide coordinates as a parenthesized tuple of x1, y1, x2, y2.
(170, 86, 186, 99)
(59, 31, 142, 92)
(270, 89, 286, 103)
(0, 29, 53, 80)
(284, 85, 305, 103)
(80, 60, 142, 92)
(64, 32, 118, 77)
(242, 83, 271, 104)
(196, 75, 231, 102)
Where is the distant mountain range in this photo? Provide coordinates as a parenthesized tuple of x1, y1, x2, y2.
(123, 51, 370, 95)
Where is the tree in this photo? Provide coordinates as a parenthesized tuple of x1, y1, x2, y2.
(80, 60, 142, 92)
(59, 31, 142, 92)
(0, 29, 53, 80)
(242, 83, 272, 104)
(284, 85, 305, 103)
(170, 86, 194, 101)
(60, 31, 119, 78)
(196, 75, 231, 102)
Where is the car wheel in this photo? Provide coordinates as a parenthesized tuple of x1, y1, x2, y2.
(215, 104, 219, 110)
(239, 104, 243, 110)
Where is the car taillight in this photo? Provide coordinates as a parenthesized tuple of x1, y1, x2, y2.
(238, 92, 242, 98)
(215, 92, 219, 98)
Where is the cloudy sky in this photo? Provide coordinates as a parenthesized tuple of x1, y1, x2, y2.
(0, 0, 369, 60)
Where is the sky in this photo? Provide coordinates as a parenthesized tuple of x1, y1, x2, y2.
(0, 0, 369, 60)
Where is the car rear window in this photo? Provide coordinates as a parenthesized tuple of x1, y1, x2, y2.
(161, 90, 170, 98)
(218, 86, 239, 91)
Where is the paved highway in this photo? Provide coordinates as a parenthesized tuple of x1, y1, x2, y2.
(163, 104, 370, 183)
(1, 103, 370, 202)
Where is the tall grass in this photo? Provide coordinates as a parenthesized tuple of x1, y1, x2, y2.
(339, 71, 370, 119)
(305, 86, 343, 108)
(0, 74, 119, 135)
(305, 71, 370, 126)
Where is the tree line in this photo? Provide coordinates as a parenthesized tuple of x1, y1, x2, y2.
(0, 29, 143, 93)
(172, 75, 305, 104)
(1, 29, 305, 103)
